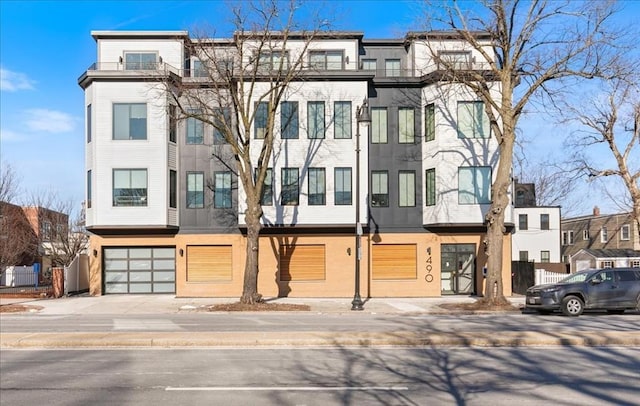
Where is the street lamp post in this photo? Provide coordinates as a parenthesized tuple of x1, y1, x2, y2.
(352, 98, 371, 311)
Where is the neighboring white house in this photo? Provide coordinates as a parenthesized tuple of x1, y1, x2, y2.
(571, 248, 640, 272)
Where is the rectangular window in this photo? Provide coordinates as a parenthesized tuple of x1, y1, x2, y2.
(308, 168, 326, 205)
(187, 172, 204, 208)
(540, 214, 550, 230)
(309, 50, 343, 70)
(186, 109, 204, 144)
(124, 52, 157, 70)
(399, 171, 416, 207)
(600, 260, 613, 268)
(258, 51, 289, 70)
(281, 168, 299, 205)
(371, 107, 387, 143)
(519, 251, 528, 262)
(540, 251, 550, 263)
(113, 103, 147, 140)
(334, 168, 352, 205)
(113, 169, 147, 206)
(563, 231, 574, 245)
(254, 102, 268, 139)
(87, 104, 92, 143)
(621, 224, 630, 240)
(458, 166, 491, 204)
(398, 108, 415, 143)
(334, 101, 352, 139)
(519, 214, 528, 231)
(259, 168, 273, 206)
(371, 171, 389, 207)
(169, 170, 177, 209)
(583, 230, 590, 240)
(169, 105, 177, 143)
(362, 59, 376, 71)
(308, 101, 325, 139)
(86, 170, 92, 209)
(425, 168, 436, 206)
(457, 101, 490, 139)
(385, 59, 401, 77)
(424, 103, 435, 142)
(213, 107, 231, 144)
(192, 60, 207, 77)
(214, 172, 232, 208)
(280, 101, 299, 139)
(601, 226, 608, 243)
(631, 260, 640, 268)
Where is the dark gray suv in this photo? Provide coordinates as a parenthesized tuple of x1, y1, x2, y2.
(525, 268, 640, 316)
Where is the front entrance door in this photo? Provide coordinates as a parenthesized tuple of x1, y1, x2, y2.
(441, 244, 475, 295)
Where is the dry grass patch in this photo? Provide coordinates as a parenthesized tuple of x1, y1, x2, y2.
(207, 302, 311, 312)
(0, 304, 43, 313)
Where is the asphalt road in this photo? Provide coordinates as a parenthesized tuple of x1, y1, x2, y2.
(1, 347, 639, 405)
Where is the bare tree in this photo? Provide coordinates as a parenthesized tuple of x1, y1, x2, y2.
(165, 0, 330, 303)
(0, 162, 20, 203)
(421, 0, 624, 305)
(562, 73, 640, 232)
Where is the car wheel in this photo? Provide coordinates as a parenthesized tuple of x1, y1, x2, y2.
(561, 295, 584, 317)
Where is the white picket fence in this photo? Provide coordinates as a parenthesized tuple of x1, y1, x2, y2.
(535, 269, 568, 286)
(1, 266, 38, 287)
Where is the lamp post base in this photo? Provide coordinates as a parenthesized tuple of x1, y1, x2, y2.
(351, 294, 364, 311)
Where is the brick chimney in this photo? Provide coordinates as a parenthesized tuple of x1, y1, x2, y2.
(593, 206, 600, 216)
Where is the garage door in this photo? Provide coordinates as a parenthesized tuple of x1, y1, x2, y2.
(104, 247, 175, 293)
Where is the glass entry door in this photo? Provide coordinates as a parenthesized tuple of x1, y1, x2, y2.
(441, 244, 475, 295)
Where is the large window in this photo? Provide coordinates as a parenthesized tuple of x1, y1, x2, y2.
(385, 59, 401, 77)
(540, 214, 550, 230)
(371, 171, 389, 207)
(187, 172, 204, 208)
(213, 107, 231, 144)
(540, 251, 550, 263)
(361, 59, 376, 71)
(425, 103, 435, 142)
(334, 101, 351, 139)
(169, 170, 177, 209)
(192, 60, 207, 77)
(214, 171, 232, 208)
(124, 52, 157, 70)
(562, 231, 575, 245)
(186, 109, 204, 144)
(258, 51, 289, 70)
(425, 168, 436, 206)
(309, 50, 343, 70)
(86, 170, 92, 209)
(519, 251, 528, 262)
(113, 169, 147, 206)
(458, 166, 491, 204)
(281, 101, 299, 139)
(371, 107, 387, 143)
(259, 168, 273, 206)
(308, 101, 325, 139)
(519, 214, 528, 230)
(334, 168, 352, 205)
(254, 102, 268, 139)
(87, 104, 92, 143)
(398, 108, 415, 143)
(308, 168, 326, 205)
(113, 103, 147, 140)
(281, 168, 299, 205)
(457, 101, 490, 139)
(399, 171, 416, 207)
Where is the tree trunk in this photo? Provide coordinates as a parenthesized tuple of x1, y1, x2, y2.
(240, 204, 263, 304)
(481, 121, 515, 306)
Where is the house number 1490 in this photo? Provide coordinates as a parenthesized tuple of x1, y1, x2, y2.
(425, 247, 434, 283)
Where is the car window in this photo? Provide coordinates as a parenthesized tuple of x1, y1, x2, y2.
(593, 271, 614, 283)
(617, 271, 637, 282)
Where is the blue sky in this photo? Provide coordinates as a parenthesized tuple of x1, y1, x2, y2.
(1, 0, 637, 216)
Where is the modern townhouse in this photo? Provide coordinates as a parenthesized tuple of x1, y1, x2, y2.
(78, 30, 514, 298)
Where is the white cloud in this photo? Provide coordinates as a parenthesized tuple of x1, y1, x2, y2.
(0, 128, 26, 142)
(0, 67, 36, 92)
(24, 109, 77, 133)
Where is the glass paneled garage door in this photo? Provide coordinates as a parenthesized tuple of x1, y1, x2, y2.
(104, 247, 175, 293)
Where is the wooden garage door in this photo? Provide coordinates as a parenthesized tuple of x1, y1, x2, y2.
(372, 244, 417, 280)
(279, 244, 325, 281)
(187, 245, 233, 282)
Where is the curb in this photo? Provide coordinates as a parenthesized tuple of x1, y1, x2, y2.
(2, 331, 639, 349)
